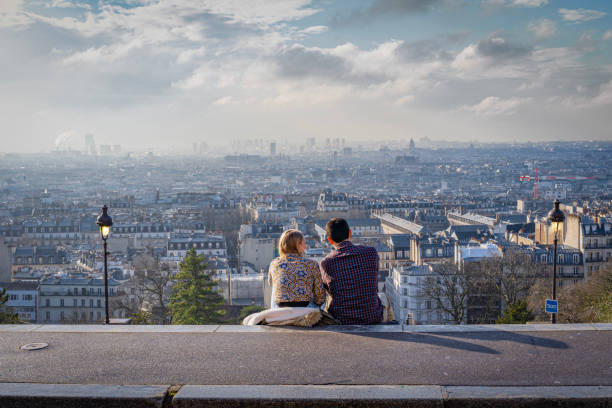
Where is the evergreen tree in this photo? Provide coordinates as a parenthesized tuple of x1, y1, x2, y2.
(168, 248, 225, 324)
(0, 288, 20, 324)
(496, 300, 534, 324)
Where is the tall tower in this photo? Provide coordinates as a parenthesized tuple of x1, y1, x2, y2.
(269, 142, 277, 156)
(84, 134, 96, 155)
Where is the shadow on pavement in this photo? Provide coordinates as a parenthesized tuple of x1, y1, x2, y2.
(429, 331, 570, 349)
(341, 332, 501, 354)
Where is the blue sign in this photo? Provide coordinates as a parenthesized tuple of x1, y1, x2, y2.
(545, 299, 558, 314)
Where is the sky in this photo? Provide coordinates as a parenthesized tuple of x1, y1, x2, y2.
(0, 0, 611, 153)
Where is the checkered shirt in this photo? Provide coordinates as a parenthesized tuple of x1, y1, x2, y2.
(320, 241, 383, 325)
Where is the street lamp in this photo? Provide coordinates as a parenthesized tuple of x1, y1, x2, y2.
(547, 199, 565, 324)
(96, 205, 113, 324)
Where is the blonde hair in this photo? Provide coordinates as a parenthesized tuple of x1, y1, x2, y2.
(278, 229, 304, 257)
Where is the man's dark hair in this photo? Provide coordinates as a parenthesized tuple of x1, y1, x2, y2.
(326, 218, 350, 243)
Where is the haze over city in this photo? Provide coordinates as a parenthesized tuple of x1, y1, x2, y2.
(1, 0, 611, 153)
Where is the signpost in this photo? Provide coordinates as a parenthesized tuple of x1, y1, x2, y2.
(545, 299, 558, 314)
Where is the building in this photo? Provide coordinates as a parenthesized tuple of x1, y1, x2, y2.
(411, 236, 455, 265)
(0, 281, 38, 322)
(38, 276, 121, 323)
(167, 233, 227, 259)
(11, 246, 69, 281)
(388, 234, 413, 267)
(375, 213, 427, 236)
(239, 224, 283, 272)
(564, 214, 611, 278)
(385, 264, 456, 325)
(317, 189, 349, 213)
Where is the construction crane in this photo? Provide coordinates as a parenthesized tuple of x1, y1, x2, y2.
(520, 168, 597, 200)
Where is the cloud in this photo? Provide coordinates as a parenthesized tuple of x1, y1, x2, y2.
(176, 47, 206, 64)
(603, 30, 612, 40)
(333, 0, 442, 25)
(561, 80, 612, 109)
(508, 0, 548, 7)
(482, 0, 548, 9)
(47, 1, 92, 9)
(559, 8, 607, 23)
(476, 32, 532, 59)
(527, 19, 557, 41)
(368, 0, 442, 15)
(213, 96, 234, 105)
(0, 0, 23, 13)
(300, 25, 328, 35)
(462, 96, 532, 116)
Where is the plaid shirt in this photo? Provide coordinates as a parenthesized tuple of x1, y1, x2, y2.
(320, 241, 383, 325)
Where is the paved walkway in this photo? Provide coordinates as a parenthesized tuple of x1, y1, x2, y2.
(1, 324, 611, 386)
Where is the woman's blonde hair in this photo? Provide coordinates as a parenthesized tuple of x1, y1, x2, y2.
(278, 229, 304, 257)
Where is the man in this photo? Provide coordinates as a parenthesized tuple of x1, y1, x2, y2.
(320, 218, 383, 325)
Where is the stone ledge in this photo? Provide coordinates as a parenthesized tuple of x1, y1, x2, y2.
(3, 384, 611, 408)
(1, 322, 609, 333)
(173, 385, 444, 408)
(0, 383, 169, 408)
(444, 386, 612, 408)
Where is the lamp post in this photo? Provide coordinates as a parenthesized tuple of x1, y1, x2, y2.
(96, 205, 113, 324)
(547, 199, 565, 324)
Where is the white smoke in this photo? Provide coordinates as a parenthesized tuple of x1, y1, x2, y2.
(54, 130, 79, 151)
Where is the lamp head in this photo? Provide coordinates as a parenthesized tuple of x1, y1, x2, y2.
(96, 205, 113, 240)
(547, 199, 565, 236)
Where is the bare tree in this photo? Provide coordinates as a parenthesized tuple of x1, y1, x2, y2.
(420, 262, 469, 325)
(132, 254, 172, 323)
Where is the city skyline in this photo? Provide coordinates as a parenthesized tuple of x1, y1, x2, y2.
(1, 0, 611, 153)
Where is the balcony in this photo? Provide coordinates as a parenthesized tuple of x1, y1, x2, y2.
(1, 323, 611, 407)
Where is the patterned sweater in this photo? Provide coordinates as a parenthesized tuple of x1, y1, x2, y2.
(268, 254, 326, 305)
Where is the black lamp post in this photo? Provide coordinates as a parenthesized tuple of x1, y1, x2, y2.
(547, 199, 565, 324)
(96, 205, 113, 324)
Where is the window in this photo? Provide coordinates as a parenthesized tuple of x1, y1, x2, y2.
(60, 299, 64, 307)
(426, 300, 432, 310)
(60, 311, 64, 321)
(23, 294, 32, 301)
(10, 294, 18, 301)
(81, 299, 85, 307)
(402, 288, 407, 296)
(73, 299, 77, 307)
(90, 311, 94, 320)
(97, 312, 102, 320)
(573, 254, 579, 264)
(45, 311, 50, 321)
(89, 299, 94, 307)
(97, 299, 101, 307)
(45, 299, 50, 307)
(98, 288, 102, 295)
(402, 300, 407, 308)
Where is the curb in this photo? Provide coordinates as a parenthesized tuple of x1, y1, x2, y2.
(1, 384, 611, 407)
(0, 383, 169, 408)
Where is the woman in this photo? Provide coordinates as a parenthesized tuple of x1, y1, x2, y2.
(268, 229, 326, 308)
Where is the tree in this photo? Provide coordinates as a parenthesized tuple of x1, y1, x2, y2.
(420, 262, 469, 325)
(130, 311, 152, 325)
(168, 248, 225, 324)
(113, 254, 173, 323)
(528, 262, 612, 323)
(496, 300, 534, 324)
(0, 288, 20, 324)
(237, 305, 266, 323)
(134, 255, 172, 323)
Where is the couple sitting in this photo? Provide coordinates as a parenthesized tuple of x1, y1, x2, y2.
(247, 218, 393, 326)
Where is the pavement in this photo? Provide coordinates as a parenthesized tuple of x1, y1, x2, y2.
(1, 323, 611, 387)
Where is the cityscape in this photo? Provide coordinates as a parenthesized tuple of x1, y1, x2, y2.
(1, 137, 610, 325)
(2, 0, 612, 404)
